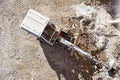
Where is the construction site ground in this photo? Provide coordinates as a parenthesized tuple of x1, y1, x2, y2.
(0, 0, 120, 80)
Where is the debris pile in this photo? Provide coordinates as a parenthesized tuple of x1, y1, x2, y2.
(61, 2, 120, 79)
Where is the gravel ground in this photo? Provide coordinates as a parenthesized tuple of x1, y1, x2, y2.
(0, 0, 83, 80)
(0, 0, 120, 80)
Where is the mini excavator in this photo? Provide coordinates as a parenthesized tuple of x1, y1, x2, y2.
(21, 9, 120, 69)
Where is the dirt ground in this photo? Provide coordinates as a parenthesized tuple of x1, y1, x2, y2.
(0, 0, 120, 80)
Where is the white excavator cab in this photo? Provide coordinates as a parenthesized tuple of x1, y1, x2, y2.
(21, 9, 61, 45)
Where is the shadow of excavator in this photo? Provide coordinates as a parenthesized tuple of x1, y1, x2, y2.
(38, 38, 95, 80)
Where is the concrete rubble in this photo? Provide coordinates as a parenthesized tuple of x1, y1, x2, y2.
(62, 2, 120, 80)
